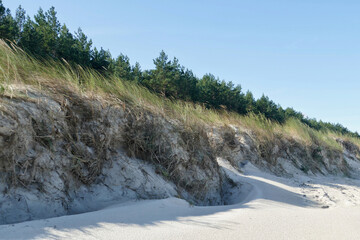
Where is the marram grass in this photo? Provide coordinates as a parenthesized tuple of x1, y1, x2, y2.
(0, 40, 358, 152)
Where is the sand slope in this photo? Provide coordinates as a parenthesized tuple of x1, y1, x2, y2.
(1, 161, 360, 240)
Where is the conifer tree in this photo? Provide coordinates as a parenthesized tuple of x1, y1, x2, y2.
(131, 62, 143, 83)
(0, 1, 358, 138)
(0, 1, 18, 42)
(14, 5, 25, 43)
(57, 24, 76, 61)
(113, 54, 132, 79)
(74, 28, 92, 66)
(19, 16, 42, 54)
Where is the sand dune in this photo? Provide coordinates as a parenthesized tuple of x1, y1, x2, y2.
(1, 161, 360, 240)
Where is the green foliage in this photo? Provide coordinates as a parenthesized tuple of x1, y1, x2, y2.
(0, 38, 359, 154)
(57, 24, 77, 62)
(112, 53, 132, 79)
(142, 50, 198, 101)
(197, 74, 246, 113)
(74, 28, 92, 66)
(14, 6, 25, 39)
(0, 1, 358, 140)
(33, 7, 60, 57)
(255, 95, 284, 123)
(90, 47, 112, 72)
(0, 1, 18, 42)
(131, 62, 143, 83)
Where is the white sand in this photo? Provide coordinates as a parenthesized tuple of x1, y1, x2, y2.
(1, 160, 360, 240)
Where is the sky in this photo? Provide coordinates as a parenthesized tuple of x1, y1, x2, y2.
(3, 0, 360, 133)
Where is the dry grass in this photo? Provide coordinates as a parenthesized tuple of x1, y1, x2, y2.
(0, 39, 358, 153)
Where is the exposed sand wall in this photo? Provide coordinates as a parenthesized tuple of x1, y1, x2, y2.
(1, 86, 359, 224)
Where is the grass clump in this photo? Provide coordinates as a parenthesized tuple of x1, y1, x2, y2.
(0, 39, 358, 157)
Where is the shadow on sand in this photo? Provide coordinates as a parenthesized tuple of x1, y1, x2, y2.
(0, 171, 320, 239)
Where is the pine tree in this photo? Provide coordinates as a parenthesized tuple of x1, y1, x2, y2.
(91, 47, 111, 72)
(14, 5, 25, 43)
(74, 28, 92, 66)
(45, 7, 60, 57)
(18, 16, 43, 54)
(0, 1, 18, 42)
(113, 54, 132, 79)
(147, 50, 179, 97)
(57, 24, 76, 61)
(131, 62, 143, 83)
(180, 69, 198, 101)
(197, 74, 220, 108)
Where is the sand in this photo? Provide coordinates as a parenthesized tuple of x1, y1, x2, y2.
(1, 160, 360, 240)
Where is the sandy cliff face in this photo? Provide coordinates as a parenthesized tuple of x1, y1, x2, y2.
(0, 86, 359, 224)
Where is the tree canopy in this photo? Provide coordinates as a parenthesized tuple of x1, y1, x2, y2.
(0, 1, 358, 138)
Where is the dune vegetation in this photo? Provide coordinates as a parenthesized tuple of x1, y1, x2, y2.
(2, 2, 360, 229)
(0, 38, 359, 156)
(1, 1, 359, 138)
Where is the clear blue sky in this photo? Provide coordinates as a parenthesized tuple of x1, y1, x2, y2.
(4, 0, 360, 133)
